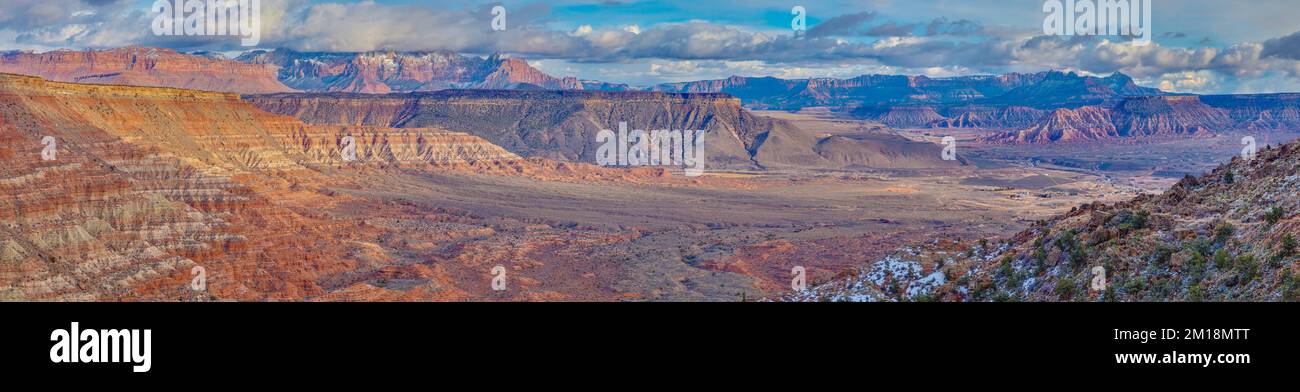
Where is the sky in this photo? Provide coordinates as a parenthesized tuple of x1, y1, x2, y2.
(4, 0, 1300, 93)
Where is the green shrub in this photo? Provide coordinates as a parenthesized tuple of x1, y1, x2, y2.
(1070, 246, 1088, 269)
(1186, 285, 1204, 302)
(1214, 222, 1235, 244)
(1112, 209, 1150, 232)
(1188, 238, 1213, 257)
(1056, 229, 1077, 251)
(1283, 271, 1299, 301)
(992, 291, 1014, 302)
(1224, 171, 1234, 184)
(1124, 277, 1146, 293)
(1188, 251, 1207, 276)
(1214, 248, 1234, 270)
(1034, 247, 1048, 272)
(1280, 235, 1297, 258)
(1237, 255, 1259, 283)
(1055, 277, 1077, 300)
(1152, 245, 1175, 266)
(1265, 205, 1286, 225)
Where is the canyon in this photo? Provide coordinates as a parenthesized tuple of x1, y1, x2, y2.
(3, 45, 1297, 303)
(4, 71, 1115, 302)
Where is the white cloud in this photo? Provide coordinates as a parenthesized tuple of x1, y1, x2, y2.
(5, 1, 1300, 92)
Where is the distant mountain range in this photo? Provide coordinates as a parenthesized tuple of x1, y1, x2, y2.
(648, 71, 1163, 110)
(234, 49, 584, 93)
(4, 46, 1300, 145)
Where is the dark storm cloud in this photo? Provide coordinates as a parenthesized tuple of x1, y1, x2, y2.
(924, 17, 983, 36)
(1262, 30, 1300, 60)
(805, 11, 876, 38)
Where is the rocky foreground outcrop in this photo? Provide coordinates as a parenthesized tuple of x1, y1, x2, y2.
(790, 137, 1300, 302)
(0, 73, 522, 301)
(0, 47, 293, 94)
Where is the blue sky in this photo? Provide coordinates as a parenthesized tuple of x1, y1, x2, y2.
(5, 0, 1300, 93)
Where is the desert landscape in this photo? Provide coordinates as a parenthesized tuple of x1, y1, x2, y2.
(2, 63, 1264, 302)
(1, 1, 1298, 303)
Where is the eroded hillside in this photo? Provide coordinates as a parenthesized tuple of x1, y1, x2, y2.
(246, 90, 962, 170)
(0, 73, 528, 301)
(791, 138, 1300, 302)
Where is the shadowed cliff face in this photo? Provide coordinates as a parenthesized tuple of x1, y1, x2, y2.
(245, 90, 838, 169)
(0, 73, 523, 301)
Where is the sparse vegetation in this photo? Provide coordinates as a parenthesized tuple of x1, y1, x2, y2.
(1112, 209, 1150, 232)
(1187, 237, 1213, 258)
(1151, 244, 1175, 266)
(1280, 235, 1297, 259)
(1237, 254, 1259, 284)
(1034, 247, 1048, 272)
(1186, 251, 1207, 283)
(1123, 277, 1145, 295)
(1055, 277, 1077, 300)
(1214, 248, 1234, 270)
(1265, 205, 1286, 225)
(1214, 222, 1235, 244)
(1186, 284, 1204, 302)
(1055, 229, 1076, 251)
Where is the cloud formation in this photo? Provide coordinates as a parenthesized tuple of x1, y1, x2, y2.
(2, 1, 1300, 92)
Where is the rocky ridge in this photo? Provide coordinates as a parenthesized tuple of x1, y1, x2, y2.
(0, 47, 292, 94)
(245, 90, 964, 170)
(0, 73, 521, 301)
(790, 137, 1300, 302)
